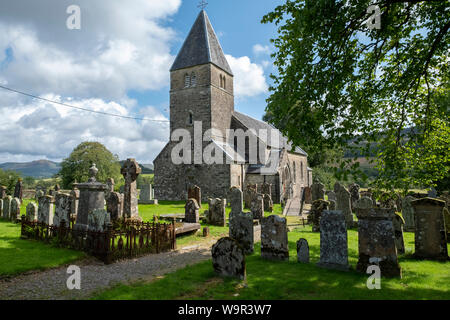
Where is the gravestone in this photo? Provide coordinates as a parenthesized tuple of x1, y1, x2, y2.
(428, 187, 437, 198)
(303, 186, 312, 204)
(326, 190, 336, 202)
(261, 183, 272, 198)
(309, 199, 329, 232)
(185, 198, 200, 223)
(26, 202, 38, 222)
(393, 213, 405, 254)
(317, 210, 350, 271)
(0, 185, 7, 199)
(74, 164, 108, 231)
(88, 209, 111, 232)
(244, 184, 257, 209)
(139, 184, 157, 204)
(121, 158, 142, 220)
(187, 185, 201, 208)
(263, 194, 273, 212)
(443, 207, 450, 243)
(13, 179, 23, 201)
(54, 193, 72, 227)
(250, 193, 264, 220)
(38, 195, 55, 225)
(106, 178, 115, 194)
(328, 200, 336, 210)
(311, 182, 325, 201)
(206, 198, 226, 226)
(411, 198, 448, 260)
(334, 182, 353, 228)
(355, 206, 401, 278)
(261, 215, 289, 261)
(10, 198, 21, 221)
(70, 188, 80, 216)
(401, 196, 415, 232)
(349, 183, 360, 210)
(212, 237, 246, 280)
(203, 226, 210, 237)
(0, 199, 3, 218)
(354, 196, 374, 210)
(106, 192, 124, 220)
(229, 211, 254, 255)
(2, 196, 12, 220)
(297, 238, 310, 263)
(229, 186, 243, 215)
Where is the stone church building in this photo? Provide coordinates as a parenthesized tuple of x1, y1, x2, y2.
(154, 10, 312, 203)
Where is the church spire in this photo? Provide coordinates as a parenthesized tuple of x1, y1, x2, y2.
(170, 10, 233, 75)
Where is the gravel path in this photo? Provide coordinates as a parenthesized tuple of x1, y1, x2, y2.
(0, 239, 217, 300)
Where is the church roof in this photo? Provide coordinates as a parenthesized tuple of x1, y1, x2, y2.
(232, 111, 308, 156)
(170, 10, 233, 75)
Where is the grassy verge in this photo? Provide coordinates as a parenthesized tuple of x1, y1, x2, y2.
(93, 227, 450, 300)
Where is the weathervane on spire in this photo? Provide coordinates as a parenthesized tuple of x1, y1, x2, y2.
(197, 0, 208, 10)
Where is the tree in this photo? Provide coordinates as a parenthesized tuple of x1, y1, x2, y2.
(0, 169, 21, 195)
(59, 142, 123, 189)
(262, 0, 449, 194)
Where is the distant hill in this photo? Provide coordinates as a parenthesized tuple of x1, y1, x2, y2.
(0, 160, 61, 178)
(118, 161, 154, 174)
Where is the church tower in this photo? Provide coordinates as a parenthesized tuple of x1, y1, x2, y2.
(169, 10, 234, 142)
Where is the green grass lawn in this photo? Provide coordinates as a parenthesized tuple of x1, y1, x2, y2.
(92, 227, 450, 300)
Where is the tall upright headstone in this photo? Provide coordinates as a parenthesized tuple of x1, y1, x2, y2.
(26, 202, 38, 222)
(317, 210, 350, 271)
(326, 190, 336, 202)
(229, 186, 243, 215)
(297, 238, 310, 263)
(10, 198, 21, 221)
(311, 182, 325, 201)
(206, 198, 226, 227)
(74, 164, 108, 231)
(261, 215, 289, 261)
(393, 213, 405, 254)
(185, 198, 200, 223)
(54, 193, 72, 227)
(70, 188, 80, 217)
(411, 198, 448, 260)
(13, 179, 23, 202)
(244, 184, 257, 209)
(250, 193, 264, 220)
(2, 196, 12, 220)
(349, 183, 360, 210)
(38, 195, 55, 225)
(0, 199, 3, 218)
(187, 185, 201, 208)
(309, 199, 329, 232)
(121, 158, 142, 220)
(401, 196, 416, 232)
(106, 192, 124, 220)
(303, 186, 312, 204)
(229, 187, 254, 254)
(355, 206, 402, 278)
(334, 182, 353, 228)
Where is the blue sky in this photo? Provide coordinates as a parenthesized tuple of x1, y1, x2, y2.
(0, 0, 284, 163)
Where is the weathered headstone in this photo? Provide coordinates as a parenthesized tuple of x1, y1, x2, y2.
(317, 210, 350, 271)
(401, 196, 415, 232)
(354, 196, 374, 210)
(261, 215, 289, 261)
(443, 207, 450, 243)
(0, 199, 3, 218)
(26, 202, 38, 222)
(187, 185, 201, 208)
(229, 186, 243, 215)
(54, 193, 72, 227)
(326, 190, 336, 202)
(297, 238, 310, 263)
(212, 237, 246, 280)
(140, 184, 152, 201)
(250, 193, 264, 220)
(303, 186, 312, 204)
(106, 178, 115, 194)
(428, 187, 437, 198)
(13, 179, 23, 201)
(70, 188, 80, 216)
(244, 184, 257, 209)
(74, 164, 108, 231)
(311, 182, 325, 201)
(121, 158, 142, 220)
(88, 209, 111, 232)
(263, 194, 273, 212)
(38, 195, 55, 225)
(10, 197, 21, 221)
(309, 199, 329, 232)
(349, 183, 360, 210)
(0, 186, 7, 199)
(411, 198, 448, 260)
(355, 206, 402, 278)
(334, 182, 353, 228)
(206, 198, 226, 227)
(261, 183, 272, 198)
(229, 211, 254, 255)
(328, 200, 336, 210)
(106, 192, 124, 220)
(393, 213, 405, 254)
(2, 196, 12, 220)
(185, 198, 200, 223)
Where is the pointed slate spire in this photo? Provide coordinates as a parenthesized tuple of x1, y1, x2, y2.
(170, 10, 233, 75)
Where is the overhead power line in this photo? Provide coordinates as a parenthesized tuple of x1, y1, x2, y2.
(0, 84, 170, 123)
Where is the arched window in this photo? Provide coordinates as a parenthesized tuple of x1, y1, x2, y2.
(190, 72, 197, 87)
(293, 162, 297, 181)
(188, 111, 193, 125)
(301, 162, 304, 180)
(184, 74, 190, 88)
(220, 75, 223, 88)
(223, 76, 226, 89)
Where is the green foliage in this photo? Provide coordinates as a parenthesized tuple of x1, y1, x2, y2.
(0, 168, 21, 195)
(261, 0, 450, 192)
(58, 142, 123, 189)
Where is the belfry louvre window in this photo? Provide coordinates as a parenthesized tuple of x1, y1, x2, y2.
(191, 73, 197, 87)
(184, 74, 190, 88)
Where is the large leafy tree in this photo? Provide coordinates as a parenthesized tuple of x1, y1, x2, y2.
(262, 0, 449, 193)
(0, 169, 21, 195)
(59, 142, 122, 189)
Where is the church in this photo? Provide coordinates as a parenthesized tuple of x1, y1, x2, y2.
(154, 10, 312, 203)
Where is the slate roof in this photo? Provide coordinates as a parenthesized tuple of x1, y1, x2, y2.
(232, 111, 308, 156)
(170, 10, 233, 75)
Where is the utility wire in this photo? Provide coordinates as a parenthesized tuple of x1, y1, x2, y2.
(0, 84, 170, 123)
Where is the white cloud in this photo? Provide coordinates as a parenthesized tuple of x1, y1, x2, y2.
(252, 44, 271, 56)
(225, 54, 268, 99)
